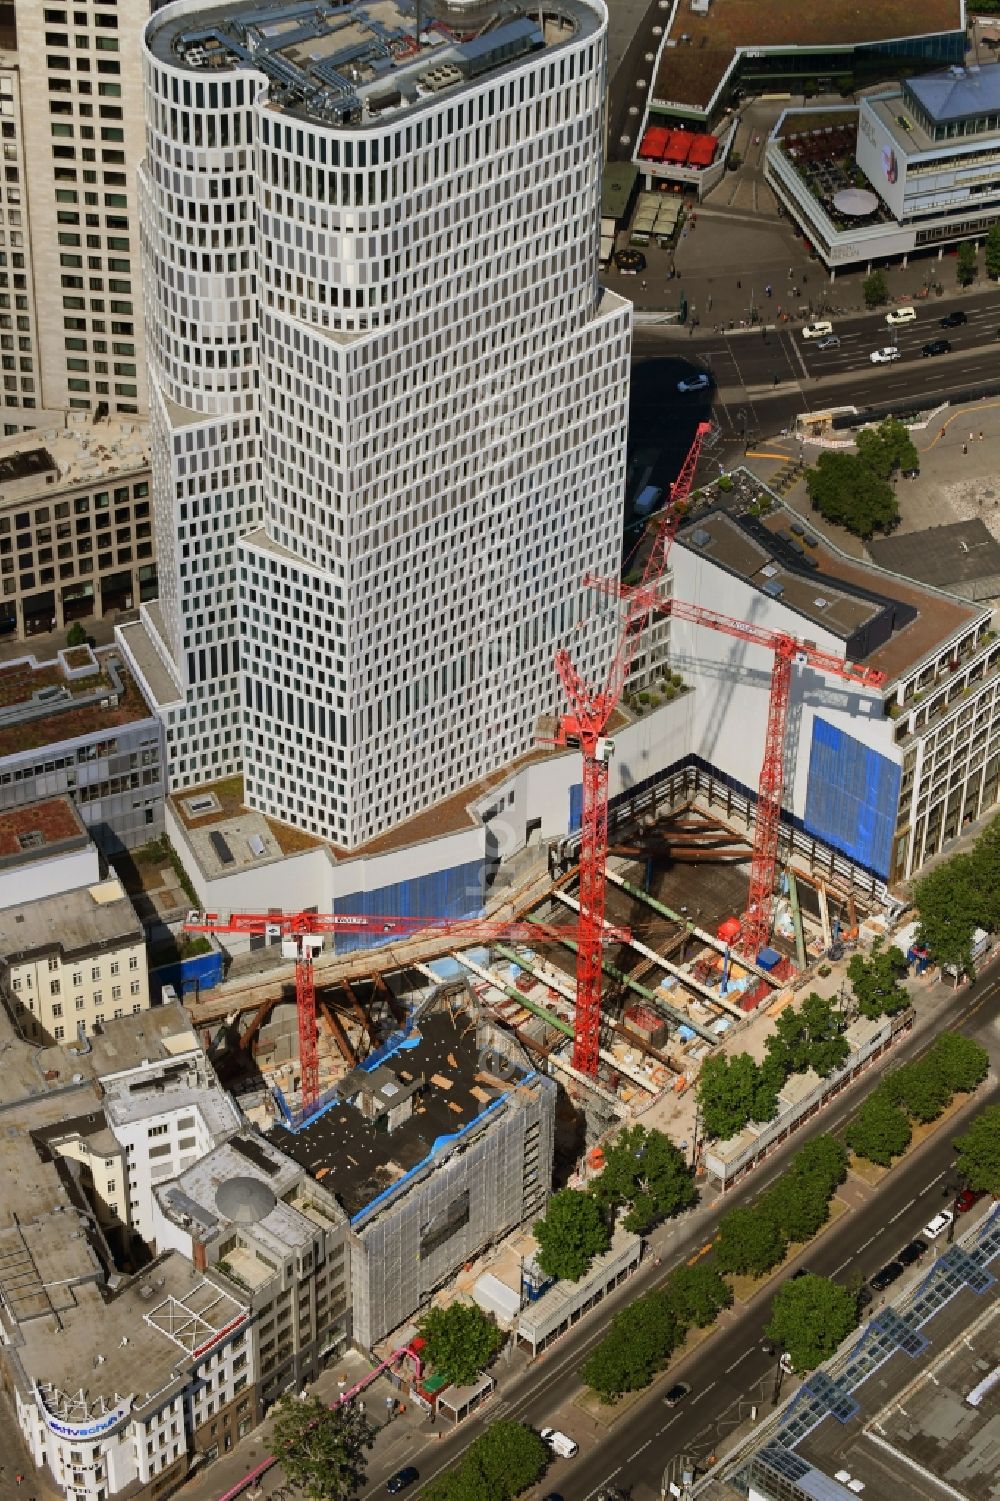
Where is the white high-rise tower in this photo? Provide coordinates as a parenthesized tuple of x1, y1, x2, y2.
(126, 0, 631, 849)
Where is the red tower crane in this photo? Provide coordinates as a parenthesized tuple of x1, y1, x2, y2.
(620, 597, 887, 959)
(552, 422, 712, 1078)
(183, 908, 630, 1117)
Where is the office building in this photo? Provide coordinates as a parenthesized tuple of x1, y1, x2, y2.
(270, 992, 555, 1350)
(154, 1130, 351, 1406)
(766, 62, 1000, 271)
(0, 0, 147, 428)
(0, 797, 150, 1046)
(0, 646, 165, 853)
(121, 0, 630, 848)
(0, 411, 154, 638)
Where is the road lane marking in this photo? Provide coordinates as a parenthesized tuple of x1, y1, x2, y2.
(725, 1349, 753, 1373)
(690, 1381, 717, 1403)
(628, 1440, 652, 1460)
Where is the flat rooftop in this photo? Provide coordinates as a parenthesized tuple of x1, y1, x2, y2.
(868, 520, 1000, 596)
(102, 1052, 240, 1138)
(757, 508, 982, 682)
(651, 0, 963, 112)
(0, 647, 156, 758)
(678, 511, 884, 645)
(0, 873, 142, 963)
(148, 0, 597, 129)
(0, 795, 87, 862)
(0, 414, 148, 508)
(17, 1256, 246, 1420)
(269, 1005, 525, 1221)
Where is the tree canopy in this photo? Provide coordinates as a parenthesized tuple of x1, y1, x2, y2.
(663, 1261, 733, 1328)
(957, 240, 977, 286)
(847, 944, 910, 1020)
(955, 1105, 1000, 1194)
(862, 269, 888, 307)
(855, 419, 919, 482)
(914, 852, 986, 973)
(715, 1204, 788, 1277)
(845, 1085, 912, 1166)
(697, 1051, 780, 1141)
(581, 1288, 681, 1400)
(764, 1275, 858, 1372)
(986, 221, 1000, 281)
(418, 1301, 504, 1387)
(422, 1421, 550, 1501)
(765, 992, 849, 1080)
(932, 1031, 989, 1094)
(592, 1125, 698, 1233)
(887, 1057, 953, 1124)
(805, 449, 898, 539)
(533, 1188, 610, 1283)
(270, 1395, 375, 1501)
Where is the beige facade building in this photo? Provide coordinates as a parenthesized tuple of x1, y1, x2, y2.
(0, 797, 149, 1046)
(0, 0, 147, 432)
(0, 410, 153, 636)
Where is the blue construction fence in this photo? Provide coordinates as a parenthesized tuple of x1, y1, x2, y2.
(150, 946, 224, 1000)
(333, 857, 486, 952)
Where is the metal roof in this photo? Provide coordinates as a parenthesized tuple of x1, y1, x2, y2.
(907, 63, 1000, 122)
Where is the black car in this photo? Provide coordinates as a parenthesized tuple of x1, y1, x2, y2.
(387, 1468, 420, 1494)
(940, 309, 967, 327)
(898, 1238, 928, 1266)
(665, 1382, 691, 1407)
(870, 1261, 905, 1291)
(921, 339, 952, 356)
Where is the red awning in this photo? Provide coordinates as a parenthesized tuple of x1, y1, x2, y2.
(639, 126, 670, 161)
(687, 134, 717, 166)
(663, 130, 693, 164)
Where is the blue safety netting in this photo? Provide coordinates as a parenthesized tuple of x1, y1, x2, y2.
(804, 717, 901, 878)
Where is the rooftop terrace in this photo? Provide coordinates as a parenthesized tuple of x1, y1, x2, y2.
(0, 795, 87, 861)
(651, 0, 963, 113)
(0, 415, 148, 509)
(0, 647, 155, 758)
(148, 0, 596, 129)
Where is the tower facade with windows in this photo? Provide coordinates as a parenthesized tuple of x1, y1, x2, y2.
(130, 0, 631, 848)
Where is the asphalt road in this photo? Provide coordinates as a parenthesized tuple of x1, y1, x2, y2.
(361, 968, 1000, 1500)
(553, 969, 1000, 1501)
(629, 285, 1000, 451)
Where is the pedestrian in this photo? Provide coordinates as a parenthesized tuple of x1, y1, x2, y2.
(737, 278, 742, 289)
(939, 426, 947, 440)
(803, 272, 808, 284)
(980, 431, 985, 441)
(970, 433, 975, 443)
(765, 284, 772, 297)
(963, 442, 969, 455)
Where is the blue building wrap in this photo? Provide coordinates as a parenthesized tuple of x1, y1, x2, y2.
(803, 717, 901, 879)
(334, 858, 485, 952)
(569, 782, 583, 832)
(150, 947, 224, 999)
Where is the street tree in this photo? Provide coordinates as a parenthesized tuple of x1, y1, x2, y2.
(915, 852, 985, 972)
(766, 1171, 832, 1243)
(805, 450, 898, 539)
(845, 1086, 912, 1166)
(715, 1204, 788, 1277)
(533, 1188, 610, 1283)
(862, 269, 888, 307)
(66, 621, 88, 649)
(422, 1422, 550, 1501)
(855, 418, 919, 481)
(764, 1275, 858, 1371)
(971, 815, 1000, 930)
(957, 240, 978, 286)
(787, 1135, 848, 1196)
(888, 1057, 952, 1123)
(418, 1301, 504, 1386)
(592, 1125, 697, 1233)
(930, 1031, 989, 1095)
(697, 1052, 757, 1139)
(765, 992, 849, 1080)
(986, 222, 1000, 281)
(663, 1262, 733, 1329)
(847, 944, 910, 1019)
(582, 1291, 680, 1398)
(954, 1105, 1000, 1194)
(270, 1395, 375, 1501)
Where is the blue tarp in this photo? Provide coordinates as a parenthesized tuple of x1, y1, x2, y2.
(804, 717, 901, 879)
(569, 782, 583, 832)
(334, 858, 484, 952)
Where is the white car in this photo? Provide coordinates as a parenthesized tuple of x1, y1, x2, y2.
(677, 372, 711, 393)
(886, 306, 917, 326)
(923, 1210, 954, 1240)
(540, 1427, 579, 1459)
(870, 347, 901, 364)
(802, 320, 834, 340)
